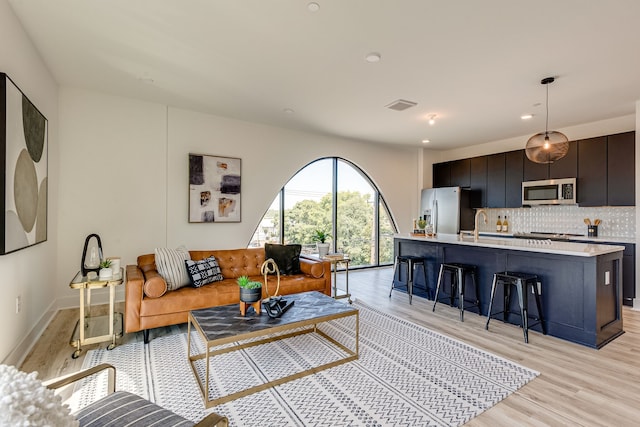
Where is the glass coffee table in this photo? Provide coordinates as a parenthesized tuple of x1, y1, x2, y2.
(187, 291, 359, 408)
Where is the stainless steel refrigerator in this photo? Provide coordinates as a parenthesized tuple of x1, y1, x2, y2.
(420, 187, 475, 234)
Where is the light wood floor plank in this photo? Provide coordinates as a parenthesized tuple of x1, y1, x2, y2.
(20, 267, 640, 426)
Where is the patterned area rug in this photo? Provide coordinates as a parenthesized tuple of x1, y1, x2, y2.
(73, 300, 538, 426)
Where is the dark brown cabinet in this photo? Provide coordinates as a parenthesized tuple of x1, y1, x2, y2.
(470, 156, 487, 208)
(549, 141, 578, 179)
(577, 136, 607, 206)
(433, 162, 450, 188)
(431, 131, 633, 208)
(450, 159, 470, 188)
(523, 157, 549, 181)
(505, 150, 524, 208)
(622, 244, 635, 306)
(607, 131, 635, 206)
(486, 153, 505, 207)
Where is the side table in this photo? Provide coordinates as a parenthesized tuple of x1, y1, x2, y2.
(69, 269, 124, 359)
(323, 254, 352, 304)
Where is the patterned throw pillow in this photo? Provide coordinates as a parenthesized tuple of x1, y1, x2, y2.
(154, 246, 191, 291)
(185, 256, 224, 287)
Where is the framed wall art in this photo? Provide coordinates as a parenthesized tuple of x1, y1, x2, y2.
(189, 153, 241, 223)
(0, 73, 48, 255)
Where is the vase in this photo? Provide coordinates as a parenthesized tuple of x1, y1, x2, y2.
(317, 242, 330, 258)
(98, 267, 112, 280)
(239, 287, 262, 303)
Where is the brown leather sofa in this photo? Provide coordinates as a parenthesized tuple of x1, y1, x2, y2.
(125, 248, 331, 341)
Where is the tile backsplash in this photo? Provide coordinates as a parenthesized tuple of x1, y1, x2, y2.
(478, 205, 635, 238)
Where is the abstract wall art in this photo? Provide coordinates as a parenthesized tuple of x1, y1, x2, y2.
(0, 73, 48, 254)
(188, 154, 241, 223)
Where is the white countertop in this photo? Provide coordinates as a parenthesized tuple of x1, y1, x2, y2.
(396, 233, 625, 257)
(474, 231, 635, 245)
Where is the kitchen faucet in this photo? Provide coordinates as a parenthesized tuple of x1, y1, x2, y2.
(474, 209, 488, 242)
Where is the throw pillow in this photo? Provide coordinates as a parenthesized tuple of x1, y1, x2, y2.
(143, 275, 168, 298)
(265, 243, 302, 275)
(154, 246, 191, 291)
(185, 256, 224, 287)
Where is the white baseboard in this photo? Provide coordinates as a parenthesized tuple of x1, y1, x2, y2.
(3, 301, 57, 367)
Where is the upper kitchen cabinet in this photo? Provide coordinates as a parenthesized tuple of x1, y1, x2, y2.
(433, 162, 450, 188)
(470, 156, 487, 208)
(505, 150, 524, 208)
(607, 131, 635, 206)
(523, 157, 549, 181)
(450, 158, 471, 188)
(577, 136, 607, 206)
(486, 153, 506, 207)
(549, 141, 577, 179)
(523, 141, 578, 181)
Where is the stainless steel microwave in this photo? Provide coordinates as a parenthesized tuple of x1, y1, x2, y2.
(522, 178, 576, 205)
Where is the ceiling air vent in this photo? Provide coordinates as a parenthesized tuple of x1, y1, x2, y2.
(385, 99, 418, 111)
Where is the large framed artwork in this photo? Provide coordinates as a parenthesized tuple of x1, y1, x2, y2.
(0, 73, 48, 255)
(189, 154, 241, 223)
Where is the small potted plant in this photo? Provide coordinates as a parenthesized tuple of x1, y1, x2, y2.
(312, 229, 331, 258)
(98, 259, 112, 280)
(237, 275, 262, 303)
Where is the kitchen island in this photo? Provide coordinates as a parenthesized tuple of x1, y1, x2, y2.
(394, 234, 625, 348)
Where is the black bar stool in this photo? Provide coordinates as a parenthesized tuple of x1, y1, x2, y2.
(432, 263, 480, 321)
(389, 255, 428, 304)
(485, 271, 546, 343)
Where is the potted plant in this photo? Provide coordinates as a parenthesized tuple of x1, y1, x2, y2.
(237, 275, 262, 303)
(98, 259, 112, 280)
(312, 229, 331, 258)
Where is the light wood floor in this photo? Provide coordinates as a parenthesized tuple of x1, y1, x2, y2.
(21, 267, 640, 426)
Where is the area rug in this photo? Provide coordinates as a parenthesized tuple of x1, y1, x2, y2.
(72, 300, 538, 426)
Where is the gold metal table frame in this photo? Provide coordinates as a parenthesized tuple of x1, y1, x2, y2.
(323, 254, 352, 303)
(69, 269, 124, 359)
(187, 293, 359, 408)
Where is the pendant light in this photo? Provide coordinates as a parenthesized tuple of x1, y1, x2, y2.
(525, 77, 569, 164)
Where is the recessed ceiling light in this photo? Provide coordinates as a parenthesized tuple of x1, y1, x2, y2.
(422, 139, 430, 144)
(365, 52, 381, 63)
(521, 114, 533, 120)
(307, 2, 320, 12)
(428, 114, 436, 125)
(283, 108, 295, 114)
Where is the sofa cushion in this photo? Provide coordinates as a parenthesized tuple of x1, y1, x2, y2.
(76, 391, 193, 426)
(154, 246, 191, 291)
(185, 256, 224, 287)
(143, 275, 167, 298)
(265, 243, 301, 275)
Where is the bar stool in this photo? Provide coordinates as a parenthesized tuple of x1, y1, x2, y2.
(432, 263, 480, 321)
(485, 271, 547, 343)
(389, 255, 428, 304)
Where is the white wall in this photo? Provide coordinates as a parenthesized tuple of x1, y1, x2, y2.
(55, 89, 420, 310)
(0, 0, 59, 364)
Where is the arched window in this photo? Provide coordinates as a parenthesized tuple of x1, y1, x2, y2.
(250, 157, 397, 268)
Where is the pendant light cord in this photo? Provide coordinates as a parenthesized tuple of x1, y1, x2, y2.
(545, 82, 549, 137)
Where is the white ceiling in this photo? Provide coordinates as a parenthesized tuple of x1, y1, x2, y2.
(8, 0, 640, 149)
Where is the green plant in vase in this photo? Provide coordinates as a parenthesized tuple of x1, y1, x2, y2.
(98, 259, 113, 280)
(312, 229, 331, 258)
(237, 275, 262, 303)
